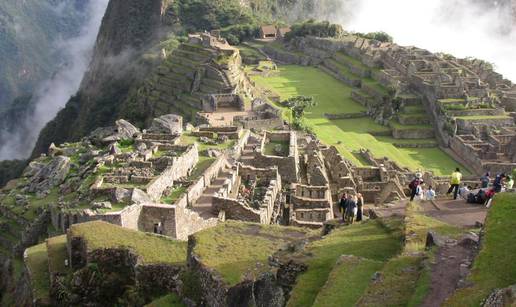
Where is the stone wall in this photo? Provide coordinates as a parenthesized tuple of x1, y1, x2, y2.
(174, 206, 218, 241)
(212, 197, 263, 223)
(252, 131, 299, 183)
(147, 144, 199, 200)
(456, 117, 514, 133)
(139, 204, 176, 236)
(188, 238, 285, 307)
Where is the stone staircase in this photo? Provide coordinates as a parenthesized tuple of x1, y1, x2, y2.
(191, 168, 234, 218)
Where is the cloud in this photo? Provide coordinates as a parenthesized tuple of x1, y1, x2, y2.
(0, 0, 109, 160)
(331, 0, 516, 82)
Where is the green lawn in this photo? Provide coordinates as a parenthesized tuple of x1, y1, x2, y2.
(26, 243, 50, 302)
(445, 193, 516, 306)
(357, 255, 425, 306)
(192, 221, 314, 287)
(287, 220, 402, 307)
(145, 293, 185, 307)
(46, 235, 68, 275)
(312, 256, 384, 307)
(69, 221, 187, 265)
(250, 65, 466, 175)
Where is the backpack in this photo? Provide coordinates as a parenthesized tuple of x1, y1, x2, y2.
(466, 193, 476, 204)
(408, 179, 419, 190)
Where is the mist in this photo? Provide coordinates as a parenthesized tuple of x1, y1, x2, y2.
(332, 0, 516, 82)
(0, 0, 109, 160)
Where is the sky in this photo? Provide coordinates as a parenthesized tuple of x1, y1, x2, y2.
(338, 0, 516, 82)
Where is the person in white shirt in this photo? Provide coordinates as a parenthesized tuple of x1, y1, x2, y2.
(425, 186, 436, 200)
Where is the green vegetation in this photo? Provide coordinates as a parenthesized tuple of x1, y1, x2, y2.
(355, 31, 394, 43)
(454, 115, 511, 120)
(26, 243, 50, 302)
(312, 256, 384, 307)
(263, 140, 289, 156)
(404, 202, 461, 254)
(358, 256, 424, 306)
(46, 235, 68, 275)
(69, 221, 187, 265)
(180, 132, 235, 152)
(287, 220, 402, 306)
(146, 293, 185, 307)
(445, 193, 516, 306)
(192, 221, 314, 286)
(285, 19, 344, 40)
(161, 186, 188, 204)
(250, 65, 465, 175)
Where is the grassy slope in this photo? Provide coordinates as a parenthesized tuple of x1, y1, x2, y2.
(445, 193, 516, 306)
(25, 242, 50, 302)
(193, 221, 314, 286)
(312, 256, 384, 307)
(287, 220, 402, 307)
(145, 293, 185, 307)
(46, 235, 68, 275)
(69, 221, 187, 265)
(251, 65, 465, 175)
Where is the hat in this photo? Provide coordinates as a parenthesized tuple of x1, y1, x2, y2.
(416, 172, 422, 178)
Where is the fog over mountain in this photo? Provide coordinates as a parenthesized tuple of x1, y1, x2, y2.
(0, 0, 109, 160)
(337, 0, 516, 82)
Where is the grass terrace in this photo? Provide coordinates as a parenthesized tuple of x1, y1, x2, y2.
(445, 193, 516, 306)
(46, 235, 68, 275)
(179, 131, 236, 153)
(250, 65, 466, 175)
(312, 256, 384, 307)
(454, 115, 512, 120)
(146, 293, 185, 307)
(25, 243, 50, 303)
(192, 221, 315, 286)
(333, 52, 370, 70)
(69, 221, 187, 265)
(287, 220, 403, 306)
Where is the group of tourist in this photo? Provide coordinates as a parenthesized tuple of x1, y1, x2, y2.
(338, 192, 364, 224)
(407, 167, 514, 207)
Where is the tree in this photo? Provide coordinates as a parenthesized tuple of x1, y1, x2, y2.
(281, 95, 316, 121)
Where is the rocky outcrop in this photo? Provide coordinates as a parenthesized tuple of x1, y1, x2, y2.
(483, 284, 516, 307)
(27, 156, 70, 194)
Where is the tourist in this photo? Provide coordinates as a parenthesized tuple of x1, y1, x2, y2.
(459, 185, 471, 200)
(346, 194, 358, 224)
(425, 186, 436, 201)
(493, 173, 506, 193)
(505, 175, 514, 191)
(480, 172, 491, 189)
(339, 193, 348, 221)
(447, 168, 462, 200)
(409, 173, 423, 201)
(356, 193, 364, 222)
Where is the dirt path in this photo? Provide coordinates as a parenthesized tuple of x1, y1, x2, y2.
(421, 239, 476, 307)
(420, 198, 487, 228)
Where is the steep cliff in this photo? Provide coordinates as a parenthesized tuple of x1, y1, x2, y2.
(32, 0, 172, 157)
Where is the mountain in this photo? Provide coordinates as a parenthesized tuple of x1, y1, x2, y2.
(0, 0, 88, 109)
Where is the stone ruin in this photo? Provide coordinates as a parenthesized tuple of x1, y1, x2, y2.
(211, 164, 282, 224)
(261, 33, 516, 175)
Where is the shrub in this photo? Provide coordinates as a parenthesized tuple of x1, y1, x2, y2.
(285, 19, 344, 40)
